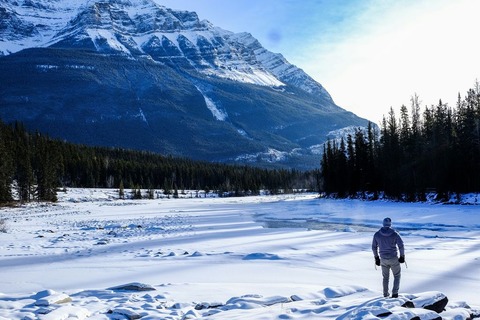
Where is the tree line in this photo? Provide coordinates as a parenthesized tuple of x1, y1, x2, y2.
(0, 121, 318, 204)
(4, 85, 478, 204)
(320, 86, 480, 201)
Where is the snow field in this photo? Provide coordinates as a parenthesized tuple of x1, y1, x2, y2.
(0, 189, 479, 319)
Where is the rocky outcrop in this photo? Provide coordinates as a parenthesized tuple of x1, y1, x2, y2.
(1, 285, 478, 319)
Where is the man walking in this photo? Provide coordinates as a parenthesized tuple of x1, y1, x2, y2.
(372, 217, 405, 298)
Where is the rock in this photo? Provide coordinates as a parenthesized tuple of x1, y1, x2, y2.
(442, 307, 474, 320)
(37, 307, 54, 315)
(35, 292, 72, 306)
(172, 302, 192, 309)
(109, 308, 141, 320)
(96, 239, 109, 245)
(377, 311, 393, 317)
(183, 309, 200, 319)
(402, 300, 415, 308)
(38, 305, 91, 319)
(410, 292, 449, 313)
(108, 282, 156, 291)
(423, 296, 448, 313)
(391, 307, 440, 320)
(194, 301, 224, 310)
(33, 289, 56, 299)
(190, 251, 203, 257)
(226, 294, 290, 307)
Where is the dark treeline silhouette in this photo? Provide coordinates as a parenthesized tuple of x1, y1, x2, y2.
(0, 121, 318, 204)
(321, 86, 480, 201)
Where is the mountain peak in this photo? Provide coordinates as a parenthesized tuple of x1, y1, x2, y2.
(0, 0, 333, 100)
(0, 0, 368, 169)
(53, 0, 210, 42)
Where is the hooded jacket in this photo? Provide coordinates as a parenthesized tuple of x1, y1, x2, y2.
(372, 226, 405, 259)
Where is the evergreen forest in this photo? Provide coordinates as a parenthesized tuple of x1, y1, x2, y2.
(2, 86, 480, 205)
(0, 121, 317, 204)
(321, 86, 480, 200)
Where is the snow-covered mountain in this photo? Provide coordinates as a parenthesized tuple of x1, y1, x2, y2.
(1, 0, 332, 100)
(0, 0, 368, 169)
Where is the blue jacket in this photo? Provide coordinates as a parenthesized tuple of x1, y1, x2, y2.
(372, 227, 405, 259)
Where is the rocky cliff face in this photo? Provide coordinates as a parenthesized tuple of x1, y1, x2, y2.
(0, 0, 368, 169)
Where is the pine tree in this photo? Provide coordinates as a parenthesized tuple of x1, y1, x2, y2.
(366, 122, 379, 195)
(0, 122, 13, 203)
(34, 137, 58, 202)
(119, 180, 125, 199)
(14, 124, 34, 202)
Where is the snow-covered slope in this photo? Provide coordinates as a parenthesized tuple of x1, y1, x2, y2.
(0, 0, 331, 100)
(0, 0, 78, 52)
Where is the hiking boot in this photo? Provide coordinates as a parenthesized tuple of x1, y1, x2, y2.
(392, 293, 399, 298)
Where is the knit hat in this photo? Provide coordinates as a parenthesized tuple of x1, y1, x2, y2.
(383, 217, 392, 227)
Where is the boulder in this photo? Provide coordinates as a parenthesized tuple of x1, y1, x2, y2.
(108, 308, 141, 320)
(194, 301, 224, 310)
(108, 282, 156, 291)
(410, 292, 448, 313)
(34, 290, 72, 306)
(37, 305, 91, 319)
(423, 296, 448, 314)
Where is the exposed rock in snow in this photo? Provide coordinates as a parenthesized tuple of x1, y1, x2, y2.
(108, 282, 156, 292)
(2, 286, 474, 319)
(34, 290, 73, 306)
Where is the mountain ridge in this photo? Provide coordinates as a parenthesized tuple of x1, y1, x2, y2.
(0, 0, 369, 169)
(1, 0, 334, 102)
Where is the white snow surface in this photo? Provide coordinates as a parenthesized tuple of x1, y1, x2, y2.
(1, 189, 480, 319)
(195, 85, 228, 121)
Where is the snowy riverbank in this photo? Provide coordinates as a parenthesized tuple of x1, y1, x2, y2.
(1, 189, 479, 319)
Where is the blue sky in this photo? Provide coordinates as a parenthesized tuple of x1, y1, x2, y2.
(158, 0, 480, 123)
